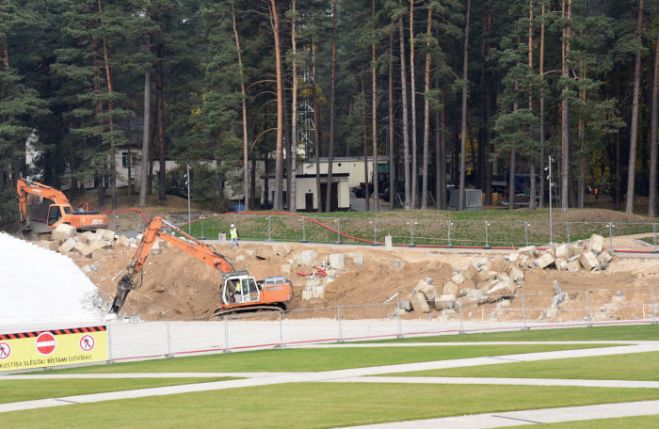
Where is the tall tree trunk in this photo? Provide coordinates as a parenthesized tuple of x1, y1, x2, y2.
(578, 59, 586, 208)
(560, 0, 571, 211)
(371, 0, 378, 211)
(649, 37, 659, 217)
(156, 44, 166, 201)
(231, 1, 250, 211)
(270, 0, 284, 211)
(409, 0, 418, 208)
(289, 0, 298, 212)
(459, 0, 471, 211)
(361, 78, 370, 211)
(91, 36, 105, 207)
(528, 0, 536, 210)
(139, 63, 151, 207)
(421, 3, 432, 209)
(438, 89, 447, 209)
(399, 14, 411, 210)
(538, 0, 545, 208)
(625, 0, 644, 214)
(388, 32, 396, 208)
(98, 0, 117, 210)
(510, 83, 518, 211)
(325, 0, 338, 212)
(1, 45, 8, 68)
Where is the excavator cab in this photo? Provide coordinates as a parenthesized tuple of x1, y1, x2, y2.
(222, 274, 260, 305)
(46, 205, 63, 227)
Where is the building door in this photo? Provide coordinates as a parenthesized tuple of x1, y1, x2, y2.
(305, 193, 314, 211)
(320, 183, 338, 211)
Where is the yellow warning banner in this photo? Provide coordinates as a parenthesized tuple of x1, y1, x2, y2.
(0, 326, 108, 372)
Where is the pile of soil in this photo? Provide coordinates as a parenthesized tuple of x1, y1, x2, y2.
(74, 240, 659, 322)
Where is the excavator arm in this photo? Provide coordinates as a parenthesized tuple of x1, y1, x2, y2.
(109, 216, 236, 314)
(17, 177, 71, 227)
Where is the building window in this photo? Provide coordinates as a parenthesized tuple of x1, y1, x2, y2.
(121, 152, 140, 168)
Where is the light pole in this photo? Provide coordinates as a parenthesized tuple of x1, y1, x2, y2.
(186, 163, 191, 235)
(547, 155, 553, 244)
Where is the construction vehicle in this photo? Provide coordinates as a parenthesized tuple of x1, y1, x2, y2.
(17, 177, 109, 232)
(109, 216, 293, 316)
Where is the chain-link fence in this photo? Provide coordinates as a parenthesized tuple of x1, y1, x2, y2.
(104, 286, 659, 362)
(165, 214, 659, 251)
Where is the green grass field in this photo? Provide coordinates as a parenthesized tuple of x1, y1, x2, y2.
(508, 415, 659, 429)
(190, 208, 657, 246)
(375, 324, 659, 343)
(388, 350, 659, 381)
(46, 344, 609, 374)
(3, 382, 659, 429)
(0, 378, 235, 404)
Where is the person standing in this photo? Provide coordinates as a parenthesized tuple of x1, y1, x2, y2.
(229, 223, 239, 248)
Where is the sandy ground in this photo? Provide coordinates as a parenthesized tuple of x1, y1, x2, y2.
(70, 238, 659, 323)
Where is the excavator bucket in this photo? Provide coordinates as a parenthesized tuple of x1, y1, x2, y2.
(109, 274, 135, 315)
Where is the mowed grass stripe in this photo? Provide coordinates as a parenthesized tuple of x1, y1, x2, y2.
(507, 414, 659, 429)
(388, 350, 659, 381)
(47, 344, 611, 374)
(372, 324, 659, 343)
(4, 383, 659, 429)
(0, 377, 236, 404)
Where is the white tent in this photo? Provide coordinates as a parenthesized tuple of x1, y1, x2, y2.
(0, 233, 102, 328)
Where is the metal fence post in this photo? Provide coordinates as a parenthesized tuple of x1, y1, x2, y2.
(585, 290, 591, 327)
(300, 218, 306, 243)
(448, 221, 453, 247)
(409, 221, 417, 247)
(337, 305, 343, 342)
(224, 315, 229, 352)
(653, 223, 657, 247)
(484, 221, 490, 249)
(396, 298, 403, 338)
(651, 287, 657, 324)
(459, 303, 465, 334)
(107, 323, 113, 363)
(335, 219, 341, 244)
(608, 223, 615, 254)
(278, 311, 284, 347)
(372, 220, 378, 244)
(267, 216, 272, 241)
(165, 321, 172, 357)
(524, 222, 530, 247)
(566, 222, 571, 243)
(521, 294, 528, 330)
(200, 218, 205, 239)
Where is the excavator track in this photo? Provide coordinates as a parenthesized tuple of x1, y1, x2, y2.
(210, 305, 285, 319)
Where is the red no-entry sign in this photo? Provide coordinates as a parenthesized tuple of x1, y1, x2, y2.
(36, 332, 56, 355)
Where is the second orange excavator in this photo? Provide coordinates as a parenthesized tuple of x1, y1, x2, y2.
(109, 216, 293, 317)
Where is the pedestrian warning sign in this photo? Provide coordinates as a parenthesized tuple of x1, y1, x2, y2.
(0, 326, 108, 372)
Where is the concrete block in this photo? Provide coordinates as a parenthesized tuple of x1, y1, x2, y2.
(518, 254, 530, 268)
(37, 240, 60, 251)
(475, 270, 495, 283)
(463, 288, 487, 304)
(115, 235, 130, 248)
(398, 300, 413, 312)
(280, 264, 292, 275)
(74, 242, 94, 258)
(384, 235, 393, 250)
(555, 258, 569, 271)
(486, 278, 516, 301)
(443, 281, 458, 296)
(518, 245, 537, 255)
(329, 253, 345, 270)
(94, 228, 115, 241)
(294, 250, 317, 266)
(90, 239, 112, 252)
(58, 237, 77, 253)
(415, 279, 436, 301)
(505, 252, 520, 263)
(535, 252, 556, 269)
(451, 271, 466, 284)
(349, 252, 364, 266)
(410, 291, 430, 313)
(597, 251, 613, 265)
(567, 260, 581, 272)
(509, 267, 524, 283)
(569, 244, 584, 257)
(589, 234, 605, 254)
(555, 244, 570, 259)
(434, 294, 456, 310)
(52, 224, 76, 241)
(579, 251, 600, 271)
(256, 247, 275, 260)
(80, 231, 97, 244)
(463, 264, 479, 280)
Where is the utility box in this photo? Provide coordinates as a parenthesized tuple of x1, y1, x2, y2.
(448, 189, 483, 210)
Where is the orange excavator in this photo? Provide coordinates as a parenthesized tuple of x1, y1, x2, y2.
(17, 177, 109, 232)
(109, 216, 293, 316)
